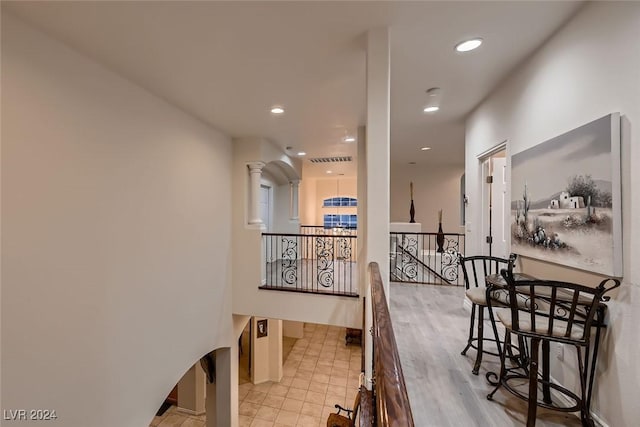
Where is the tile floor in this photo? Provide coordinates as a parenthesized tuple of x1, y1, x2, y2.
(150, 323, 362, 427)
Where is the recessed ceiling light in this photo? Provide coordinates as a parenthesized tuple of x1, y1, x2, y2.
(423, 106, 440, 113)
(455, 38, 483, 52)
(326, 170, 333, 174)
(270, 106, 285, 114)
(421, 147, 431, 151)
(297, 151, 306, 156)
(343, 136, 356, 143)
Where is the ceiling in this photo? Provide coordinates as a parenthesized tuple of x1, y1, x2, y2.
(3, 1, 583, 177)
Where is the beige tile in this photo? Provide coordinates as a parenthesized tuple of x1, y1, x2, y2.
(157, 414, 186, 427)
(239, 402, 261, 417)
(326, 384, 347, 398)
(239, 414, 253, 427)
(308, 381, 328, 394)
(275, 410, 299, 426)
(286, 353, 303, 362)
(304, 390, 325, 404)
(316, 359, 333, 368)
(245, 390, 267, 404)
(324, 393, 346, 407)
(281, 397, 304, 412)
(250, 418, 274, 427)
(291, 377, 311, 390)
(269, 384, 289, 397)
(286, 387, 306, 401)
(180, 418, 205, 427)
(255, 405, 279, 422)
(314, 364, 332, 375)
(334, 352, 351, 362)
(282, 366, 297, 376)
(150, 416, 163, 426)
(300, 401, 324, 417)
(280, 376, 294, 386)
(297, 414, 321, 427)
(318, 352, 335, 362)
(298, 360, 317, 370)
(328, 375, 348, 387)
(239, 382, 255, 394)
(238, 386, 251, 401)
(330, 367, 348, 378)
(262, 395, 285, 409)
(311, 373, 329, 384)
(305, 348, 321, 356)
(333, 359, 350, 369)
(253, 381, 274, 393)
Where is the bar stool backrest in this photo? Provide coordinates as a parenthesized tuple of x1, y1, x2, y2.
(459, 253, 517, 291)
(499, 266, 620, 345)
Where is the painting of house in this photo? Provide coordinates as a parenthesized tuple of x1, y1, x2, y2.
(511, 113, 622, 276)
(549, 191, 585, 209)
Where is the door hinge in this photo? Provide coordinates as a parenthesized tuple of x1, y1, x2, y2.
(486, 175, 494, 184)
(486, 236, 493, 244)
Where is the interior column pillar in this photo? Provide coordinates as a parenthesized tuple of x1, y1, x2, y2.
(247, 162, 265, 225)
(289, 180, 300, 221)
(364, 27, 390, 391)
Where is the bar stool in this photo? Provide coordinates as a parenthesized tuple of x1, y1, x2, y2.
(459, 254, 517, 374)
(487, 266, 619, 426)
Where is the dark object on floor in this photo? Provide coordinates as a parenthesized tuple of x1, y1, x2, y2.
(155, 402, 171, 417)
(327, 387, 361, 427)
(345, 328, 361, 345)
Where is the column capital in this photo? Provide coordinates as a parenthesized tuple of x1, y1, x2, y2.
(289, 179, 301, 186)
(247, 161, 266, 171)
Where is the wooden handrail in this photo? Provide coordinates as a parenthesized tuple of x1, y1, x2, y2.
(369, 262, 415, 426)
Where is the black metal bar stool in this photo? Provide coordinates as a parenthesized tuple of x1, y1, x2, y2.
(459, 254, 517, 374)
(487, 266, 619, 426)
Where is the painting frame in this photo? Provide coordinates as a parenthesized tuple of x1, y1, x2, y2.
(510, 113, 622, 277)
(256, 319, 268, 338)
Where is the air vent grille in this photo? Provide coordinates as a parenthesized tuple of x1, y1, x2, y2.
(309, 156, 352, 164)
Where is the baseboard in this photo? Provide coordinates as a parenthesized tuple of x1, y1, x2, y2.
(175, 407, 205, 416)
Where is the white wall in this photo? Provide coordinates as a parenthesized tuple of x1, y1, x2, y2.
(1, 13, 233, 427)
(300, 177, 358, 227)
(466, 3, 640, 425)
(390, 163, 464, 233)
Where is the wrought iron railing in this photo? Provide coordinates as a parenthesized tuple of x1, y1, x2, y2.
(300, 225, 357, 237)
(261, 232, 358, 297)
(389, 232, 465, 285)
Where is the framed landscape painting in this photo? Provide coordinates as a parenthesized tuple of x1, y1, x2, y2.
(510, 113, 622, 276)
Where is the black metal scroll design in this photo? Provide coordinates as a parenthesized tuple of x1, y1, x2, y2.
(316, 237, 335, 287)
(440, 238, 461, 282)
(400, 236, 419, 280)
(337, 237, 352, 261)
(281, 237, 298, 285)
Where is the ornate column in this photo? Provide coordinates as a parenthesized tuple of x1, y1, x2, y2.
(247, 162, 265, 225)
(289, 180, 300, 221)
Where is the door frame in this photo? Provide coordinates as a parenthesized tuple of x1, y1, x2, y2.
(477, 141, 508, 257)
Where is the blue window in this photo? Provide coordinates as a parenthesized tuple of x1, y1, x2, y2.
(323, 214, 357, 229)
(323, 197, 357, 207)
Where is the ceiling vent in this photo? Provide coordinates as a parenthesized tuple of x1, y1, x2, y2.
(308, 156, 352, 164)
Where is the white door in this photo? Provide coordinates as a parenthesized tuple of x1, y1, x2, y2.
(259, 185, 271, 231)
(480, 153, 508, 258)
